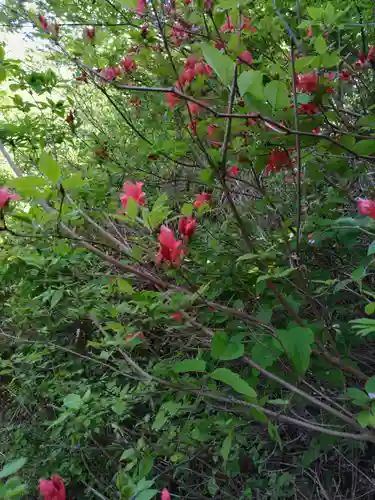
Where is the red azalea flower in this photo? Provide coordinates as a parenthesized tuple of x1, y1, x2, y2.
(188, 101, 205, 115)
(39, 474, 66, 500)
(0, 188, 20, 208)
(194, 61, 213, 76)
(241, 18, 256, 32)
(238, 51, 253, 64)
(227, 165, 240, 176)
(121, 56, 136, 72)
(327, 71, 335, 80)
(137, 0, 146, 15)
(204, 0, 213, 10)
(325, 86, 334, 95)
(307, 26, 313, 37)
(171, 312, 183, 321)
(358, 199, 375, 219)
(214, 39, 226, 50)
(312, 127, 321, 134)
(38, 14, 48, 32)
(219, 16, 235, 33)
(193, 192, 211, 208)
(156, 226, 184, 266)
(340, 71, 350, 81)
(265, 150, 291, 176)
(86, 27, 95, 40)
(100, 67, 120, 81)
(120, 181, 146, 212)
(184, 0, 192, 4)
(298, 102, 318, 114)
(161, 488, 172, 500)
(184, 55, 197, 69)
(165, 92, 180, 110)
(170, 21, 190, 45)
(296, 72, 319, 93)
(178, 216, 197, 240)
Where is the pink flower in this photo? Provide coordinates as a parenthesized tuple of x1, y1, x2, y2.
(312, 127, 321, 134)
(156, 226, 184, 266)
(121, 56, 136, 72)
(0, 188, 20, 208)
(220, 16, 235, 33)
(241, 18, 256, 32)
(355, 47, 374, 67)
(178, 216, 197, 240)
(120, 181, 146, 212)
(184, 0, 192, 4)
(100, 67, 120, 81)
(227, 165, 240, 177)
(38, 14, 48, 32)
(214, 39, 226, 50)
(340, 71, 350, 81)
(39, 474, 66, 500)
(161, 488, 172, 500)
(171, 312, 183, 322)
(307, 26, 313, 37)
(238, 51, 253, 64)
(86, 27, 95, 41)
(298, 102, 319, 114)
(296, 72, 319, 93)
(165, 92, 180, 110)
(184, 55, 198, 69)
(137, 0, 146, 15)
(358, 199, 375, 219)
(193, 192, 211, 208)
(194, 61, 213, 76)
(265, 150, 291, 176)
(327, 71, 335, 80)
(188, 101, 205, 115)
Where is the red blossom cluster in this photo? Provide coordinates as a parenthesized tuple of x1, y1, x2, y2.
(356, 46, 375, 68)
(170, 21, 191, 45)
(227, 165, 240, 177)
(85, 27, 95, 41)
(238, 51, 253, 65)
(39, 474, 66, 500)
(358, 199, 375, 219)
(219, 16, 256, 33)
(99, 55, 137, 81)
(38, 15, 59, 36)
(265, 150, 292, 176)
(156, 226, 184, 266)
(298, 102, 319, 114)
(207, 124, 221, 148)
(120, 181, 146, 212)
(296, 72, 319, 93)
(0, 188, 20, 208)
(178, 215, 197, 241)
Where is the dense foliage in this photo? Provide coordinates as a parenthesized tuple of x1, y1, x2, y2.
(2, 0, 375, 498)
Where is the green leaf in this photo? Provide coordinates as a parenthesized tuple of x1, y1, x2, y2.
(365, 303, 375, 315)
(307, 6, 324, 20)
(346, 388, 370, 405)
(39, 152, 60, 183)
(10, 176, 46, 190)
(353, 140, 375, 155)
(127, 197, 138, 218)
(181, 203, 193, 217)
(62, 172, 85, 189)
(119, 0, 137, 7)
(294, 56, 316, 72)
(50, 288, 63, 309)
(63, 393, 82, 410)
(210, 368, 257, 398)
(134, 490, 158, 500)
(117, 279, 133, 294)
(220, 431, 232, 462)
(0, 459, 27, 479)
(277, 327, 314, 374)
(352, 266, 366, 281)
(365, 375, 375, 395)
(264, 80, 289, 110)
(368, 241, 375, 256)
(173, 359, 206, 373)
(201, 43, 234, 86)
(238, 70, 264, 100)
(314, 36, 327, 55)
(211, 332, 244, 360)
(357, 411, 370, 428)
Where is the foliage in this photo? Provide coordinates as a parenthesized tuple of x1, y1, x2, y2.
(1, 0, 375, 498)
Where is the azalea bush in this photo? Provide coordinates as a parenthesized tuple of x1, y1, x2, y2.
(2, 0, 375, 498)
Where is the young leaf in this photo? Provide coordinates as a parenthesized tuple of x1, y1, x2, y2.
(0, 458, 27, 479)
(39, 152, 60, 183)
(116, 279, 133, 294)
(314, 36, 327, 55)
(201, 43, 234, 86)
(210, 368, 257, 398)
(63, 393, 82, 410)
(220, 431, 232, 462)
(264, 81, 289, 110)
(174, 359, 206, 373)
(238, 70, 264, 99)
(365, 375, 375, 395)
(277, 327, 314, 374)
(346, 387, 370, 405)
